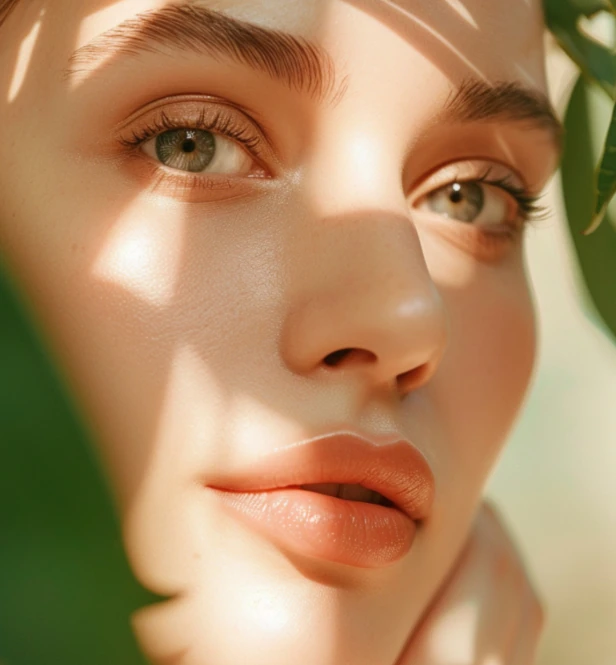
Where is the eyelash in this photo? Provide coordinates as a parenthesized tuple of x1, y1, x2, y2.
(474, 169, 548, 224)
(119, 107, 264, 156)
(118, 109, 549, 240)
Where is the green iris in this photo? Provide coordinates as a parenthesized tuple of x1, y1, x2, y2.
(155, 129, 216, 173)
(427, 182, 484, 223)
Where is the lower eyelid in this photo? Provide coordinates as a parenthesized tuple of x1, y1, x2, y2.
(416, 213, 524, 263)
(118, 152, 267, 203)
(459, 225, 522, 261)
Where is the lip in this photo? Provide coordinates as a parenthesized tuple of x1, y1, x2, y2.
(206, 431, 435, 568)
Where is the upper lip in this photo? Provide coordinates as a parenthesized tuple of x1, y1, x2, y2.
(206, 431, 435, 521)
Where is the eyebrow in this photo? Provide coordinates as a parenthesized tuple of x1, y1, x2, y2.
(64, 2, 345, 105)
(65, 4, 562, 153)
(442, 79, 563, 152)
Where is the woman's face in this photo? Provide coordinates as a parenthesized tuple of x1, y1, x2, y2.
(0, 1, 558, 663)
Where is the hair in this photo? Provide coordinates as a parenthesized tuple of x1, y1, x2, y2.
(0, 0, 19, 29)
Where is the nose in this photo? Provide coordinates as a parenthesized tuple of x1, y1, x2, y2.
(280, 210, 449, 396)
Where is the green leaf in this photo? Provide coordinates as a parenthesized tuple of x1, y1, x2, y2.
(588, 96, 616, 231)
(561, 75, 616, 341)
(544, 0, 616, 98)
(558, 29, 616, 97)
(544, 0, 616, 232)
(569, 0, 614, 16)
(0, 260, 163, 665)
(545, 0, 610, 22)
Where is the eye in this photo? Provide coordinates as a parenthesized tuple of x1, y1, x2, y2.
(409, 162, 548, 261)
(418, 181, 515, 226)
(142, 128, 254, 175)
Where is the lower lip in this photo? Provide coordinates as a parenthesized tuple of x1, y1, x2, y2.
(209, 487, 417, 568)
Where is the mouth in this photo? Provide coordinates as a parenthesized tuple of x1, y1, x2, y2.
(206, 431, 435, 569)
(299, 483, 396, 507)
(210, 484, 415, 569)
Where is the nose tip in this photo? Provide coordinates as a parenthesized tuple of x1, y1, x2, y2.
(279, 213, 449, 396)
(322, 287, 447, 393)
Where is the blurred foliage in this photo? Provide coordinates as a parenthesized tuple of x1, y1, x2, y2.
(1, 2, 616, 665)
(0, 261, 160, 665)
(562, 76, 616, 340)
(545, 0, 616, 340)
(544, 0, 616, 98)
(545, 0, 616, 235)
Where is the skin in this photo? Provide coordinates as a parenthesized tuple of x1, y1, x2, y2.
(0, 1, 558, 663)
(400, 502, 545, 664)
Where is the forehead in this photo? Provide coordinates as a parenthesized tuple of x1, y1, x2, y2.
(12, 0, 547, 91)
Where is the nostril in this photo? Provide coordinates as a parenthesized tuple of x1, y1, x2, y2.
(323, 348, 353, 366)
(396, 362, 432, 393)
(323, 348, 376, 368)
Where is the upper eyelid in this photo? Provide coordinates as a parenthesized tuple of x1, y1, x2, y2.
(115, 101, 280, 171)
(113, 95, 241, 132)
(134, 110, 259, 147)
(408, 159, 530, 200)
(115, 97, 270, 147)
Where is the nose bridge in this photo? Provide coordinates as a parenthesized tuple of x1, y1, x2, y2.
(278, 100, 449, 391)
(304, 113, 406, 217)
(280, 208, 449, 391)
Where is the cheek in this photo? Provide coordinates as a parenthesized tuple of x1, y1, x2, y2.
(435, 258, 537, 490)
(0, 151, 282, 516)
(404, 249, 536, 598)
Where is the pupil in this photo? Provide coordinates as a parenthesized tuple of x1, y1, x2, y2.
(425, 181, 484, 223)
(182, 139, 196, 153)
(450, 183, 464, 204)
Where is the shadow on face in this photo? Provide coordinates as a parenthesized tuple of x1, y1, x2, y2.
(0, 2, 558, 664)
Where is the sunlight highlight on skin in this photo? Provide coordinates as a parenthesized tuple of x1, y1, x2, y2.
(228, 393, 311, 464)
(493, 133, 518, 172)
(482, 655, 505, 665)
(444, 0, 477, 28)
(426, 600, 479, 663)
(305, 133, 402, 218)
(92, 201, 185, 307)
(152, 345, 225, 473)
(69, 0, 168, 89)
(513, 62, 542, 87)
(7, 9, 44, 103)
(251, 592, 293, 632)
(370, 0, 487, 81)
(345, 135, 395, 200)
